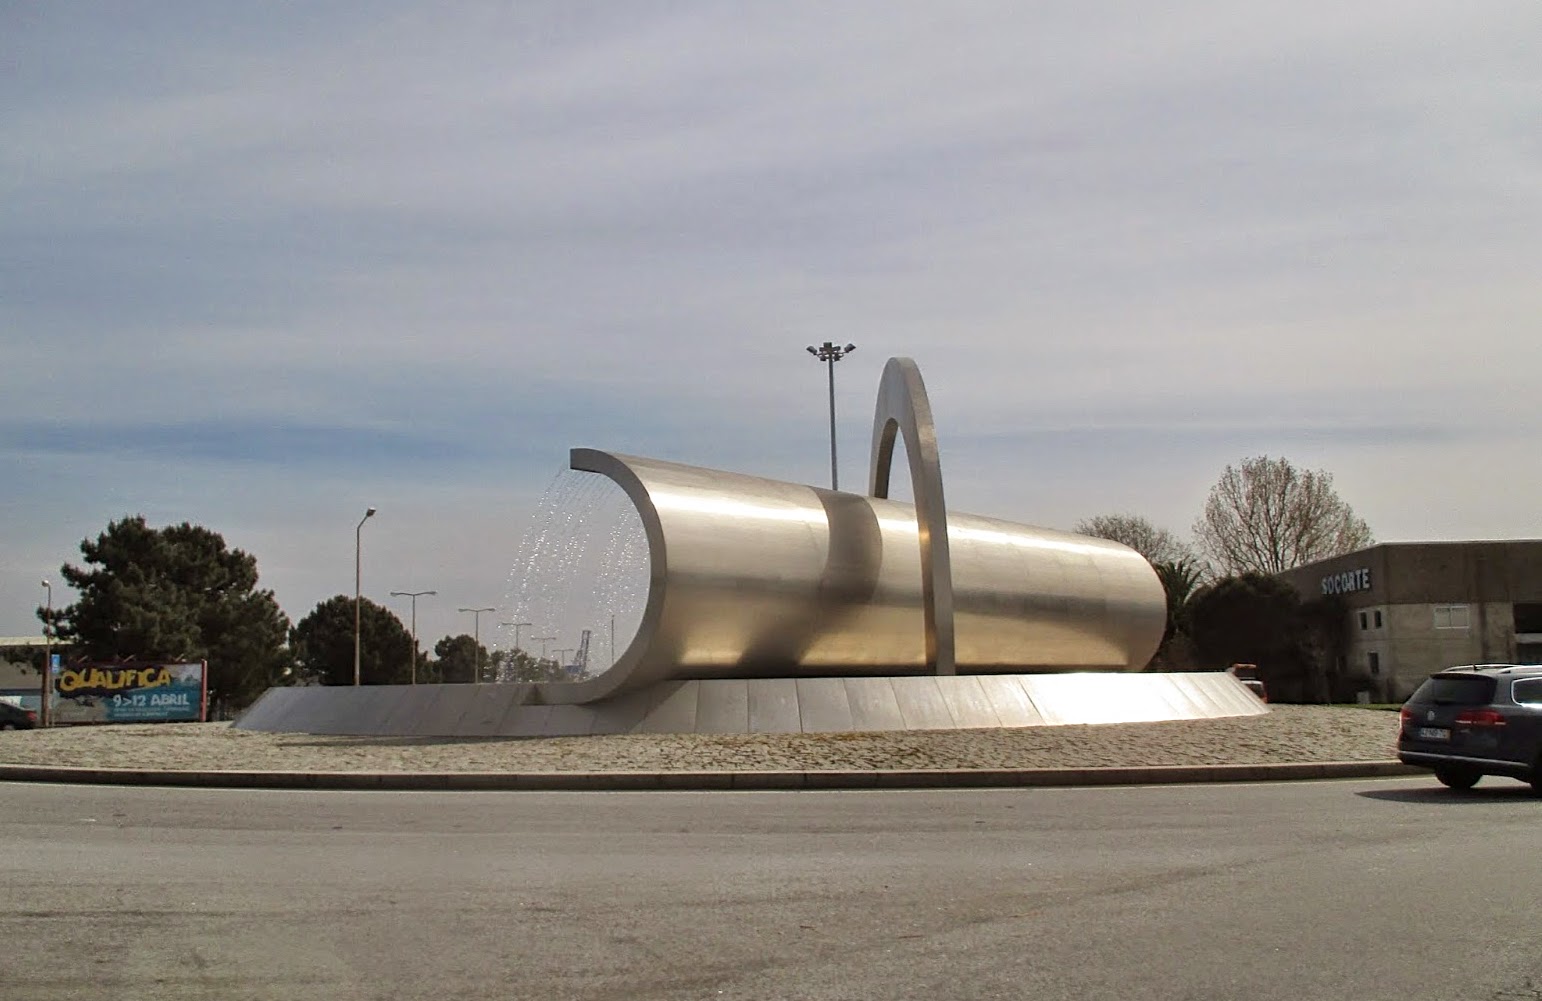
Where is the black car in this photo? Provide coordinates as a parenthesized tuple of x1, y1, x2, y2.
(0, 701, 38, 731)
(1398, 664, 1542, 792)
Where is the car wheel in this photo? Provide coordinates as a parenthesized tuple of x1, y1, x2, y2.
(1434, 765, 1481, 790)
(0, 722, 14, 731)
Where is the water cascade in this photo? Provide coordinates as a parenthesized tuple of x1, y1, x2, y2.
(501, 468, 648, 680)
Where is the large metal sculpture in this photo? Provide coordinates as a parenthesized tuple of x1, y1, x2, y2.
(237, 357, 1263, 737)
(871, 356, 956, 676)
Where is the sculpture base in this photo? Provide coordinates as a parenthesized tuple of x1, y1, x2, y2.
(234, 673, 1265, 738)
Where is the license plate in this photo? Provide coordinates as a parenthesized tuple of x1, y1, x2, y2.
(1416, 726, 1450, 741)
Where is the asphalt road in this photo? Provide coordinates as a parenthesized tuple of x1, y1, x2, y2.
(3, 776, 1539, 1001)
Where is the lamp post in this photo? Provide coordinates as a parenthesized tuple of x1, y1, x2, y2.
(805, 341, 856, 490)
(39, 579, 52, 728)
(534, 636, 555, 662)
(458, 607, 495, 683)
(389, 589, 436, 684)
(354, 507, 376, 686)
(502, 620, 533, 680)
(555, 649, 573, 669)
(502, 621, 532, 653)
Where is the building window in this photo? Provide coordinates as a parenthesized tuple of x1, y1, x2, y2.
(1374, 610, 1383, 629)
(1359, 612, 1368, 630)
(1433, 605, 1470, 630)
(1515, 603, 1542, 633)
(1368, 651, 1381, 675)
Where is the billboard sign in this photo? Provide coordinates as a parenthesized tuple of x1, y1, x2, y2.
(51, 662, 207, 724)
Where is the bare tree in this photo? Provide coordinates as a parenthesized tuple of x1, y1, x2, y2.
(1074, 513, 1192, 564)
(1192, 456, 1373, 574)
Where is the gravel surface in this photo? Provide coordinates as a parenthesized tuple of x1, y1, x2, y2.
(0, 705, 1401, 773)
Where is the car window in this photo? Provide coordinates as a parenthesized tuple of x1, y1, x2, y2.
(1409, 675, 1496, 705)
(1512, 678, 1542, 706)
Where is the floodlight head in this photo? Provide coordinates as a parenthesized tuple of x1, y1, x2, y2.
(806, 346, 818, 356)
(844, 343, 856, 353)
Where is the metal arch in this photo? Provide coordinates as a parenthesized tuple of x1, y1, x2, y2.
(869, 357, 956, 676)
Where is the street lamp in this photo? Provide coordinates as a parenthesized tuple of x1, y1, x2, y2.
(805, 341, 856, 490)
(458, 606, 495, 683)
(354, 507, 376, 686)
(533, 636, 555, 662)
(502, 621, 532, 653)
(390, 589, 436, 684)
(501, 621, 533, 680)
(554, 648, 573, 669)
(39, 579, 52, 728)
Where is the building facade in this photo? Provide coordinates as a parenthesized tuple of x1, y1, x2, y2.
(0, 638, 49, 710)
(1277, 541, 1542, 701)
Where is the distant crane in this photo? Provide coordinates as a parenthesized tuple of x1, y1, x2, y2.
(570, 629, 592, 678)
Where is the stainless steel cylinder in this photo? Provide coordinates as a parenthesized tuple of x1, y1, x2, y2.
(545, 449, 1165, 704)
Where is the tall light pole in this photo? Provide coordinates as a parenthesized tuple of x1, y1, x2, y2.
(534, 636, 555, 662)
(502, 621, 533, 680)
(806, 341, 856, 490)
(458, 606, 495, 683)
(502, 621, 532, 654)
(354, 507, 376, 686)
(390, 589, 436, 684)
(39, 579, 52, 728)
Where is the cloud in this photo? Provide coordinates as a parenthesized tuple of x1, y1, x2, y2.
(2, 1, 1541, 641)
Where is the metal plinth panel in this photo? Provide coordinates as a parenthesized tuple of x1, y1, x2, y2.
(843, 677, 908, 731)
(283, 686, 356, 734)
(541, 449, 1165, 706)
(973, 675, 1045, 727)
(233, 686, 299, 731)
(457, 684, 530, 737)
(233, 673, 1266, 737)
(505, 704, 553, 738)
(1171, 673, 1238, 720)
(795, 677, 855, 733)
(583, 686, 660, 735)
(1024, 674, 1182, 726)
(695, 679, 749, 734)
(414, 684, 481, 735)
(631, 682, 698, 734)
(355, 686, 401, 729)
(747, 678, 801, 733)
(890, 676, 958, 730)
(379, 684, 449, 737)
(944, 675, 1005, 728)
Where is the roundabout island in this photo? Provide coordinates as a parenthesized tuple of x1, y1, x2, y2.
(0, 704, 1408, 790)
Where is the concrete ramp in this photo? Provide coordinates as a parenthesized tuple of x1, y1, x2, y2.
(234, 673, 1267, 737)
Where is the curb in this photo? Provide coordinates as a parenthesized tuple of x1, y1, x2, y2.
(0, 760, 1420, 791)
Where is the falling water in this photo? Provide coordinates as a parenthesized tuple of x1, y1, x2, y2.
(500, 468, 649, 681)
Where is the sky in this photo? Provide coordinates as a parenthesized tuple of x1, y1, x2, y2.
(4, 1, 1541, 654)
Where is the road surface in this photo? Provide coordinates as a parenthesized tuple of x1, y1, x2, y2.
(3, 776, 1539, 1000)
